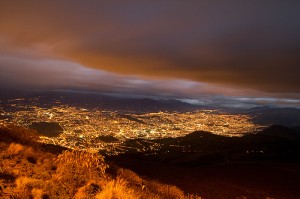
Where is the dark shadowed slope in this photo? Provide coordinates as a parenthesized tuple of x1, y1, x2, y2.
(108, 125, 300, 199)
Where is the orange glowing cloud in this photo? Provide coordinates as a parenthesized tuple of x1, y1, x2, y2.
(0, 1, 300, 96)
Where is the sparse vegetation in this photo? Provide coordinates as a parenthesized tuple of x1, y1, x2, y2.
(6, 143, 24, 156)
(117, 168, 143, 187)
(0, 125, 40, 147)
(56, 150, 108, 180)
(0, 126, 202, 198)
(95, 178, 138, 199)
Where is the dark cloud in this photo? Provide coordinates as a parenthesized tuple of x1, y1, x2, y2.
(0, 1, 300, 97)
(0, 43, 246, 98)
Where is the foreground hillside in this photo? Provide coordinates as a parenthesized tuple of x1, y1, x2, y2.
(108, 125, 300, 199)
(2, 125, 300, 198)
(0, 126, 200, 199)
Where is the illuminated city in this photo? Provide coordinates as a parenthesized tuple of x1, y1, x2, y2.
(0, 97, 263, 154)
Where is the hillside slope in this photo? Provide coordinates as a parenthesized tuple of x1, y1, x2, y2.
(0, 126, 200, 199)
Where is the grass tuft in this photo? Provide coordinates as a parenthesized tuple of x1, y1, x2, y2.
(96, 177, 138, 199)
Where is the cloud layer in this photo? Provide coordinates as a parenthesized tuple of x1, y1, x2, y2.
(0, 1, 300, 100)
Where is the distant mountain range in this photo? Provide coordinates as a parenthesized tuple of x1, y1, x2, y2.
(1, 90, 300, 126)
(1, 91, 202, 113)
(248, 108, 300, 126)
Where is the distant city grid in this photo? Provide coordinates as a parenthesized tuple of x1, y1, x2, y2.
(0, 97, 263, 155)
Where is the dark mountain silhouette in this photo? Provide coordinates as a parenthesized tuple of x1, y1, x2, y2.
(108, 125, 300, 199)
(249, 108, 300, 126)
(109, 125, 300, 165)
(258, 124, 300, 140)
(1, 91, 203, 113)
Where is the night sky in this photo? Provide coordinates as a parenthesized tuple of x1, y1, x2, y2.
(0, 1, 300, 108)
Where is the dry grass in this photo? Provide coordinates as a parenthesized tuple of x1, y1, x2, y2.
(144, 179, 202, 199)
(6, 143, 40, 165)
(0, 125, 40, 147)
(74, 181, 102, 199)
(0, 179, 5, 191)
(15, 176, 44, 190)
(96, 177, 138, 199)
(145, 180, 185, 199)
(46, 150, 109, 197)
(13, 176, 45, 198)
(31, 188, 45, 199)
(6, 143, 24, 156)
(55, 150, 108, 182)
(117, 168, 143, 187)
